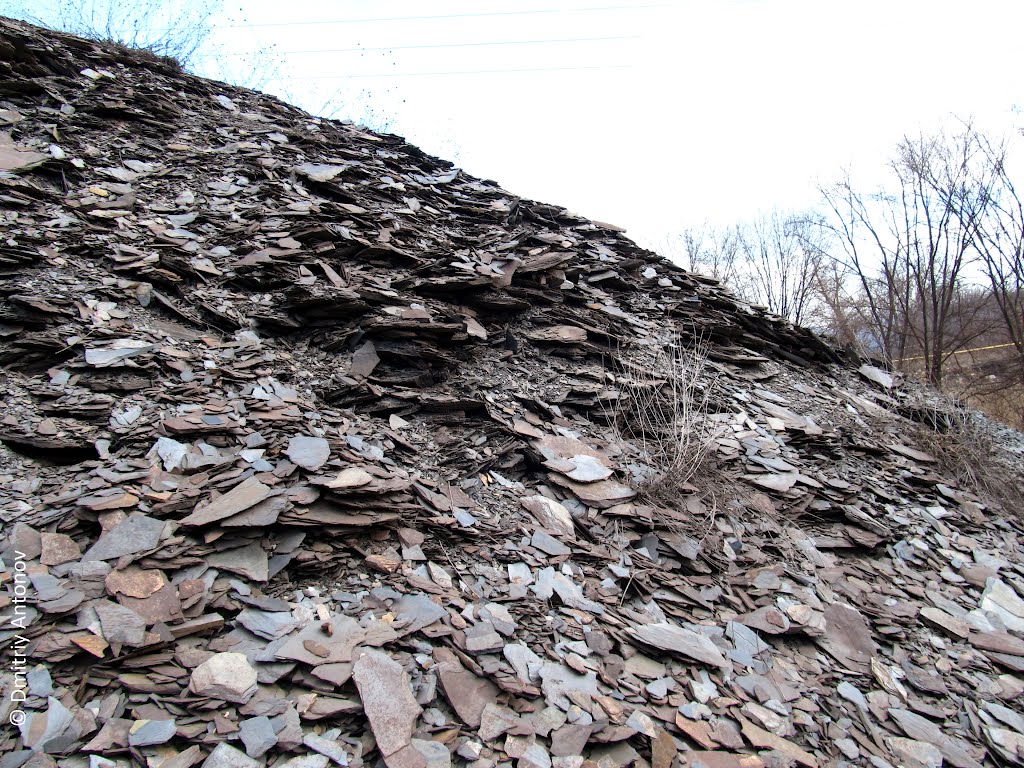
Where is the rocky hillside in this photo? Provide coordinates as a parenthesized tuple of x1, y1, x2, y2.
(2, 17, 1024, 768)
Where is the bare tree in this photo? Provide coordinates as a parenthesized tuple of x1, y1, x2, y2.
(969, 132, 1024, 380)
(734, 210, 826, 326)
(808, 258, 864, 351)
(819, 125, 994, 386)
(672, 212, 828, 327)
(895, 127, 994, 386)
(819, 170, 914, 364)
(674, 222, 744, 286)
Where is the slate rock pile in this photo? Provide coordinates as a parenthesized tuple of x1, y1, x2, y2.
(2, 17, 1024, 768)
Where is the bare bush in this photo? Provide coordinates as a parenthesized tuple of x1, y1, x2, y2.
(608, 337, 721, 507)
(910, 402, 1024, 511)
(1, 0, 222, 68)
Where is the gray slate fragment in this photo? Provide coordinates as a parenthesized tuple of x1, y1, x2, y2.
(18, 697, 76, 753)
(478, 703, 522, 741)
(239, 716, 277, 758)
(835, 738, 860, 759)
(85, 343, 154, 367)
(179, 477, 271, 527)
(0, 752, 32, 768)
(295, 162, 347, 182)
(94, 600, 147, 646)
(82, 514, 164, 561)
(520, 496, 575, 539)
(303, 733, 350, 765)
(890, 708, 983, 768)
(563, 454, 612, 483)
(538, 663, 601, 710)
(203, 743, 259, 768)
(504, 642, 543, 683)
(271, 706, 303, 751)
(887, 737, 942, 768)
(858, 364, 895, 389)
(526, 706, 567, 738)
(286, 435, 331, 471)
(836, 681, 868, 711)
(5, 522, 41, 560)
(412, 739, 450, 768)
(128, 718, 177, 746)
(519, 743, 552, 768)
(464, 621, 504, 652)
(350, 341, 380, 378)
(393, 593, 448, 634)
(279, 758, 329, 768)
(548, 570, 604, 613)
(222, 495, 288, 527)
(275, 615, 363, 664)
(236, 609, 297, 640)
(27, 666, 53, 696)
(189, 652, 258, 703)
(531, 530, 571, 557)
(981, 578, 1024, 632)
(155, 436, 188, 471)
(628, 622, 730, 669)
(208, 542, 269, 582)
(551, 724, 594, 757)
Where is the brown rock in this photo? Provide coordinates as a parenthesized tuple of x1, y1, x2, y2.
(687, 752, 765, 768)
(435, 649, 499, 728)
(40, 532, 80, 566)
(816, 603, 877, 674)
(366, 548, 402, 574)
(352, 650, 422, 758)
(651, 728, 678, 768)
(736, 715, 818, 768)
(106, 566, 166, 598)
(919, 605, 969, 639)
(521, 495, 576, 539)
(675, 715, 715, 749)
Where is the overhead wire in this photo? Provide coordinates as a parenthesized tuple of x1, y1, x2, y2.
(211, 4, 667, 29)
(266, 64, 633, 81)
(197, 5, 650, 87)
(193, 34, 640, 58)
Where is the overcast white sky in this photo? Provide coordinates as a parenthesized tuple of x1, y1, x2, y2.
(17, 0, 1024, 251)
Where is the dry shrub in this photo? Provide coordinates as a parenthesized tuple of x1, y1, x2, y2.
(608, 337, 721, 508)
(960, 379, 1024, 432)
(911, 403, 1024, 512)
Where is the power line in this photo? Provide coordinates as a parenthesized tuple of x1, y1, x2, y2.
(213, 4, 666, 29)
(266, 64, 633, 81)
(195, 34, 640, 58)
(896, 342, 1017, 363)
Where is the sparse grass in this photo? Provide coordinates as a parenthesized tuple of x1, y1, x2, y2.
(124, 44, 183, 71)
(910, 402, 1024, 512)
(905, 353, 1024, 430)
(950, 372, 1024, 431)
